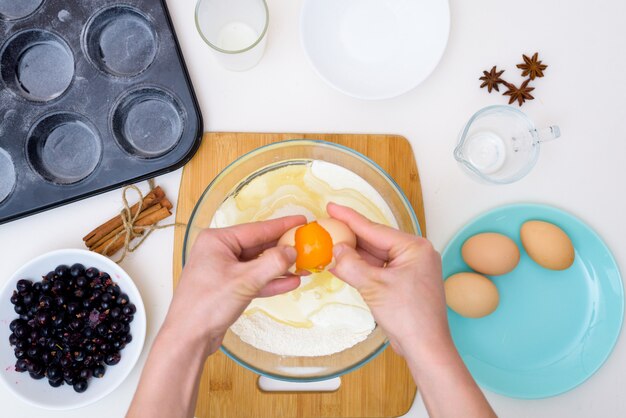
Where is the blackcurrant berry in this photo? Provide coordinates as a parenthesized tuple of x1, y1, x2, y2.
(85, 267, 99, 279)
(105, 353, 121, 366)
(49, 378, 63, 387)
(93, 364, 106, 378)
(70, 263, 85, 278)
(123, 303, 136, 315)
(54, 265, 70, 278)
(73, 380, 88, 393)
(16, 279, 33, 293)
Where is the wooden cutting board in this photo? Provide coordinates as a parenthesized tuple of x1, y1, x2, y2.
(172, 132, 426, 418)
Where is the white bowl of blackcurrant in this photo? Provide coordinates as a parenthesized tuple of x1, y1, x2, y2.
(0, 249, 146, 410)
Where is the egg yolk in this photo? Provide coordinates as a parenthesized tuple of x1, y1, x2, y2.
(294, 222, 333, 272)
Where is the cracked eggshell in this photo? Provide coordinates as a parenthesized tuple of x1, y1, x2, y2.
(277, 218, 356, 272)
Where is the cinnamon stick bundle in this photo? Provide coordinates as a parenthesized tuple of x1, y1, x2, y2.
(83, 186, 173, 257)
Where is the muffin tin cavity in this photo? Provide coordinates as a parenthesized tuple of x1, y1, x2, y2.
(0, 148, 16, 203)
(112, 88, 185, 158)
(84, 5, 158, 77)
(0, 0, 43, 21)
(27, 113, 102, 184)
(1, 30, 74, 102)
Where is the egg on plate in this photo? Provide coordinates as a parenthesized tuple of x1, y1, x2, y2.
(521, 220, 575, 270)
(444, 272, 499, 318)
(461, 232, 520, 276)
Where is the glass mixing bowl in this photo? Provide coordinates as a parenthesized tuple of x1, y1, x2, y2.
(183, 139, 421, 381)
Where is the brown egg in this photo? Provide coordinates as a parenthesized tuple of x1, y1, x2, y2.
(444, 272, 499, 318)
(520, 220, 575, 270)
(461, 232, 520, 276)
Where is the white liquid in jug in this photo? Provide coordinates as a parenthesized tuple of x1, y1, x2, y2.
(466, 131, 506, 174)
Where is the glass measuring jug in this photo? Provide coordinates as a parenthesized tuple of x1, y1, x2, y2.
(454, 105, 561, 184)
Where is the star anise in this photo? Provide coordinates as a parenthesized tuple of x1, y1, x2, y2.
(503, 79, 535, 106)
(516, 53, 547, 80)
(479, 66, 506, 93)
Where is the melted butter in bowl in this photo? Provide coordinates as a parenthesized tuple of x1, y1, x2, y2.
(212, 160, 397, 227)
(212, 160, 397, 357)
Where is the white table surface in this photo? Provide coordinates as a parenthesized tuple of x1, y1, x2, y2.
(2, 0, 626, 417)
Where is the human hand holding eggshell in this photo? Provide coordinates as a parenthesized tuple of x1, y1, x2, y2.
(277, 218, 357, 273)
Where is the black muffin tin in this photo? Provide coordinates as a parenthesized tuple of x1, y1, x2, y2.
(0, 0, 203, 224)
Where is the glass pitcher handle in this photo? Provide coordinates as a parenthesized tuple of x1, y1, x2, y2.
(534, 126, 561, 143)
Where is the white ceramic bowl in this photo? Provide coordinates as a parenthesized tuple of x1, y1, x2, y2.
(300, 0, 450, 100)
(0, 249, 146, 410)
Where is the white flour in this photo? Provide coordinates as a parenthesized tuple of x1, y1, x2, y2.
(231, 304, 375, 356)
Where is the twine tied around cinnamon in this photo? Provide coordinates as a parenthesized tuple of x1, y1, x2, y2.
(83, 180, 183, 264)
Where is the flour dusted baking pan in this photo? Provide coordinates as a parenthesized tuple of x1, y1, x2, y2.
(0, 0, 202, 224)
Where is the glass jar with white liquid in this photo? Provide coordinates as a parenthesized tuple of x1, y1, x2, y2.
(454, 105, 561, 184)
(195, 0, 269, 71)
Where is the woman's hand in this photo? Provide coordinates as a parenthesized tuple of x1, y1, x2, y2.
(327, 203, 448, 357)
(127, 216, 306, 418)
(327, 203, 496, 418)
(162, 215, 307, 355)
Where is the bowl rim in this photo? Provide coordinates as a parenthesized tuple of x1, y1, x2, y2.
(0, 248, 146, 410)
(182, 138, 422, 381)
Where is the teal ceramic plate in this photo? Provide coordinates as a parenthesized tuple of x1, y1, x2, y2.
(442, 203, 623, 399)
